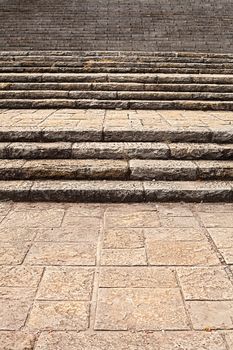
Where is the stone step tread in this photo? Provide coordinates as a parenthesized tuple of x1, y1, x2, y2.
(2, 82, 233, 92)
(0, 142, 232, 160)
(1, 90, 233, 101)
(0, 180, 232, 202)
(1, 99, 233, 110)
(0, 159, 232, 180)
(1, 67, 233, 75)
(0, 126, 232, 143)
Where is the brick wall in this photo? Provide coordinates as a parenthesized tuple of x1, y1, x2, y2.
(0, 0, 232, 52)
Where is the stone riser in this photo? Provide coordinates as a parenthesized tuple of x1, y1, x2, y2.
(0, 142, 232, 160)
(1, 99, 233, 110)
(2, 73, 233, 84)
(1, 91, 233, 101)
(2, 83, 233, 93)
(0, 128, 231, 143)
(0, 159, 233, 181)
(1, 67, 233, 75)
(0, 180, 232, 202)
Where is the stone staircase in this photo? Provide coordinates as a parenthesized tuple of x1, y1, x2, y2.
(0, 111, 232, 202)
(1, 51, 233, 110)
(0, 52, 232, 202)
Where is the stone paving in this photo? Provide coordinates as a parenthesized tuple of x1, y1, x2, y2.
(0, 201, 233, 349)
(0, 0, 232, 52)
(0, 108, 233, 129)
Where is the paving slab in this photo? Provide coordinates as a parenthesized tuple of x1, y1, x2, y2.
(0, 202, 232, 345)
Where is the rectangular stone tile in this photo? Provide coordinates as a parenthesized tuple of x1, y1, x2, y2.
(0, 331, 35, 350)
(35, 226, 99, 243)
(65, 204, 103, 217)
(99, 267, 177, 288)
(0, 208, 65, 228)
(101, 248, 147, 266)
(25, 242, 96, 266)
(159, 215, 200, 228)
(0, 299, 31, 330)
(157, 203, 194, 217)
(34, 331, 227, 350)
(0, 266, 43, 288)
(196, 203, 233, 212)
(0, 227, 37, 241)
(36, 267, 94, 300)
(105, 211, 160, 228)
(62, 215, 101, 233)
(95, 288, 190, 330)
(145, 227, 205, 241)
(105, 203, 158, 213)
(0, 242, 31, 265)
(198, 212, 233, 227)
(146, 240, 219, 266)
(0, 287, 37, 300)
(177, 267, 233, 300)
(27, 301, 89, 331)
(103, 228, 144, 249)
(207, 228, 233, 248)
(187, 301, 233, 330)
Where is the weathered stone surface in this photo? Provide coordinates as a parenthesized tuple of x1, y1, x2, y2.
(103, 228, 144, 248)
(34, 331, 227, 350)
(0, 227, 37, 241)
(25, 242, 96, 265)
(0, 299, 31, 330)
(0, 266, 43, 288)
(197, 160, 233, 180)
(95, 288, 190, 330)
(145, 227, 205, 241)
(170, 143, 233, 160)
(198, 212, 233, 227)
(30, 180, 144, 202)
(36, 267, 94, 300)
(6, 142, 72, 159)
(144, 181, 232, 202)
(35, 226, 99, 242)
(101, 248, 147, 266)
(159, 215, 200, 227)
(177, 267, 233, 300)
(0, 208, 64, 228)
(146, 240, 219, 266)
(0, 242, 31, 265)
(224, 332, 233, 349)
(27, 301, 89, 330)
(0, 331, 35, 350)
(130, 159, 197, 180)
(99, 267, 177, 288)
(187, 301, 233, 330)
(105, 210, 159, 228)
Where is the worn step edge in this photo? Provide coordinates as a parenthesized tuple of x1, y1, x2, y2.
(0, 127, 232, 143)
(1, 91, 233, 101)
(2, 67, 233, 74)
(2, 83, 233, 93)
(0, 159, 233, 181)
(0, 180, 232, 202)
(2, 73, 233, 84)
(1, 142, 233, 160)
(1, 99, 233, 110)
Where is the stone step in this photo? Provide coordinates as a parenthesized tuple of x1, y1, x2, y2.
(2, 82, 233, 93)
(1, 66, 233, 75)
(0, 180, 232, 202)
(1, 90, 233, 101)
(1, 99, 233, 110)
(1, 142, 232, 160)
(0, 159, 232, 181)
(1, 73, 233, 84)
(0, 126, 231, 143)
